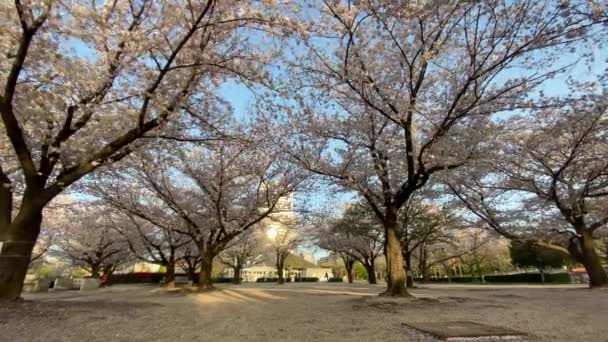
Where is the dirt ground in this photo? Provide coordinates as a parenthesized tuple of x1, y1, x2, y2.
(1, 282, 606, 342)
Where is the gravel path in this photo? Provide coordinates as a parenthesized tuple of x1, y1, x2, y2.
(1, 283, 606, 342)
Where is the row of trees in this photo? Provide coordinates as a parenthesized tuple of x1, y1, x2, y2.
(316, 197, 505, 285)
(34, 192, 302, 288)
(2, 0, 608, 300)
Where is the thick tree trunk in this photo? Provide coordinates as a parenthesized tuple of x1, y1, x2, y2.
(345, 259, 354, 283)
(380, 213, 410, 297)
(276, 254, 285, 285)
(579, 231, 608, 288)
(90, 264, 101, 278)
(186, 264, 197, 282)
(164, 260, 176, 288)
(232, 262, 242, 284)
(182, 256, 199, 281)
(364, 260, 377, 284)
(198, 254, 215, 291)
(102, 264, 115, 277)
(0, 212, 42, 301)
(422, 268, 431, 283)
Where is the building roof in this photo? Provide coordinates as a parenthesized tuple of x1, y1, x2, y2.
(284, 253, 316, 269)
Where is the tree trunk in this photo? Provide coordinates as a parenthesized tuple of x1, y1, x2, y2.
(0, 209, 42, 301)
(184, 258, 198, 281)
(364, 259, 377, 284)
(418, 249, 431, 283)
(404, 251, 414, 288)
(422, 268, 431, 283)
(345, 259, 354, 283)
(380, 213, 410, 297)
(164, 260, 176, 288)
(102, 264, 115, 277)
(276, 253, 285, 285)
(90, 264, 101, 278)
(233, 262, 242, 284)
(579, 231, 608, 288)
(198, 253, 214, 291)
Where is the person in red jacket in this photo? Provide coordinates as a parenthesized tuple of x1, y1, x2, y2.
(99, 275, 108, 288)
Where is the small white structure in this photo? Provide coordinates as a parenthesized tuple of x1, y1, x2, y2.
(301, 267, 333, 281)
(79, 278, 100, 291)
(31, 278, 51, 293)
(231, 265, 334, 282)
(54, 277, 75, 290)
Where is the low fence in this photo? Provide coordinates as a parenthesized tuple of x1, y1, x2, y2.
(418, 272, 573, 284)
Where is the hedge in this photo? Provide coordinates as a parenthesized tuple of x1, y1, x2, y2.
(256, 277, 291, 283)
(294, 277, 319, 282)
(418, 272, 571, 284)
(211, 277, 239, 283)
(108, 273, 240, 285)
(484, 272, 571, 283)
(255, 277, 319, 283)
(109, 272, 166, 285)
(328, 277, 343, 282)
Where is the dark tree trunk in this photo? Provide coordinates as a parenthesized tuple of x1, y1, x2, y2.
(364, 259, 377, 284)
(418, 247, 430, 283)
(164, 259, 176, 288)
(404, 251, 414, 288)
(198, 253, 214, 291)
(422, 268, 431, 283)
(186, 264, 197, 281)
(380, 212, 410, 297)
(579, 231, 608, 288)
(232, 262, 242, 284)
(0, 209, 42, 301)
(345, 259, 354, 283)
(276, 253, 286, 285)
(182, 256, 199, 281)
(102, 264, 115, 277)
(90, 264, 101, 278)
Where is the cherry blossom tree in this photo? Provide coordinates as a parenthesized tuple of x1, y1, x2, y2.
(176, 241, 202, 282)
(52, 204, 131, 277)
(90, 134, 305, 290)
(28, 198, 76, 267)
(218, 230, 261, 284)
(449, 96, 608, 287)
(398, 197, 462, 287)
(88, 165, 195, 287)
(281, 0, 600, 296)
(107, 213, 192, 288)
(0, 0, 293, 300)
(265, 220, 301, 285)
(317, 201, 384, 284)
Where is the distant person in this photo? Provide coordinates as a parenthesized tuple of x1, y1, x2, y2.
(324, 272, 329, 281)
(99, 275, 108, 288)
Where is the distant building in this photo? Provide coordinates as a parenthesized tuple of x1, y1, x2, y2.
(300, 252, 315, 265)
(224, 252, 333, 282)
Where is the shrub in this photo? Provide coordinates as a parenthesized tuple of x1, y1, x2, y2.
(484, 272, 570, 284)
(108, 272, 166, 285)
(109, 273, 245, 285)
(294, 277, 319, 282)
(256, 277, 292, 283)
(328, 277, 343, 282)
(211, 277, 239, 283)
(419, 272, 571, 284)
